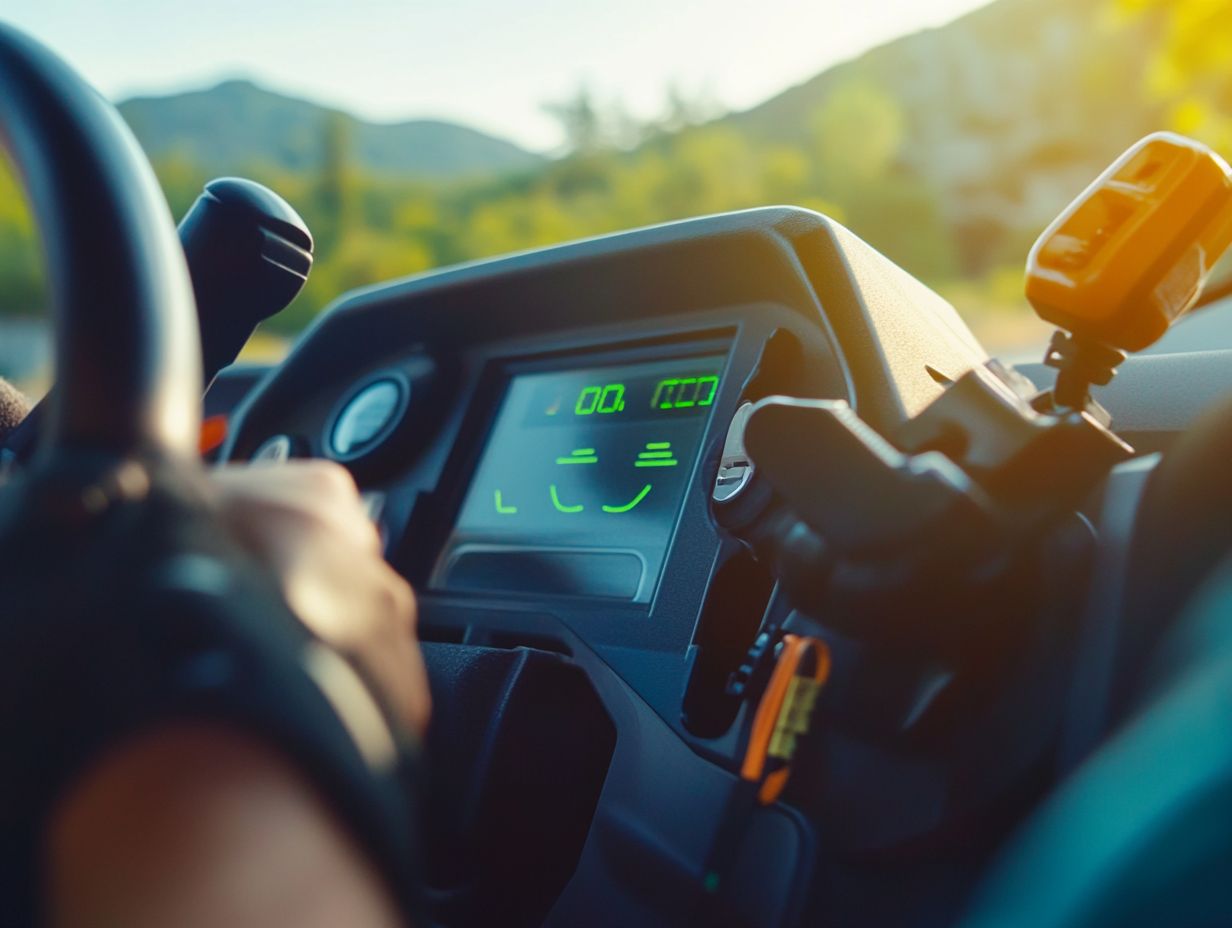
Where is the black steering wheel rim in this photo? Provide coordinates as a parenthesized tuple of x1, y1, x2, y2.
(0, 22, 199, 461)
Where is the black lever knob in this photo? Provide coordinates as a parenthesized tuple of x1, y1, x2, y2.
(178, 177, 313, 388)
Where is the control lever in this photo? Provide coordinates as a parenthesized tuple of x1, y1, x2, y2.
(179, 177, 313, 389)
(742, 398, 991, 558)
(2, 178, 312, 463)
(714, 396, 1001, 649)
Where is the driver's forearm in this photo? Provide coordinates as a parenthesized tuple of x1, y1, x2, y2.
(47, 723, 404, 928)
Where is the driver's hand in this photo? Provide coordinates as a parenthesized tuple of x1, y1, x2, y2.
(207, 461, 430, 736)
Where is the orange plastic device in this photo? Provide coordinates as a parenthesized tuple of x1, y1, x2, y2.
(740, 634, 830, 805)
(1026, 132, 1232, 352)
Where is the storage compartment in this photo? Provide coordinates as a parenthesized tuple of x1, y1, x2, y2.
(421, 643, 616, 927)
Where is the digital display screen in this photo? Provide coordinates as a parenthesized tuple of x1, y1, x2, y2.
(433, 354, 724, 601)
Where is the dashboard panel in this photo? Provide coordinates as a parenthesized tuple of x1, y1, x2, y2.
(222, 204, 997, 737)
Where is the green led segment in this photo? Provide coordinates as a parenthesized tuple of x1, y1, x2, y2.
(651, 375, 719, 410)
(602, 484, 653, 513)
(493, 490, 518, 514)
(635, 441, 678, 467)
(549, 485, 584, 513)
(574, 383, 626, 415)
(556, 447, 599, 465)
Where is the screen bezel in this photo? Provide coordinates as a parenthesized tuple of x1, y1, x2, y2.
(426, 336, 732, 606)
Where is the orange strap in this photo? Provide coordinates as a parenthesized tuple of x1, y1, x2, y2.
(740, 634, 830, 804)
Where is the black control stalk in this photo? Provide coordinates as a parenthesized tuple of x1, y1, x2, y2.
(179, 177, 313, 389)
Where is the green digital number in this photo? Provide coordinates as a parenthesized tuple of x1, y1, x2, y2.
(575, 383, 626, 415)
(651, 378, 677, 409)
(652, 374, 719, 410)
(598, 383, 625, 413)
(575, 386, 601, 415)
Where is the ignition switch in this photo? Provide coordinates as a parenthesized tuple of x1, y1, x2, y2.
(713, 401, 756, 504)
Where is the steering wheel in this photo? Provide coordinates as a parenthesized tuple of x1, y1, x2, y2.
(0, 25, 419, 924)
(0, 24, 200, 461)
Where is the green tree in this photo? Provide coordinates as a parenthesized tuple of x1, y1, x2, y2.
(543, 86, 607, 155)
(810, 81, 905, 190)
(314, 111, 357, 252)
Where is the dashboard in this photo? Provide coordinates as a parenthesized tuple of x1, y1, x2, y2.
(217, 206, 1203, 927)
(222, 208, 984, 726)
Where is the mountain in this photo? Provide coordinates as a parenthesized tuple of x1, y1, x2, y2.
(118, 79, 545, 179)
(721, 0, 1163, 271)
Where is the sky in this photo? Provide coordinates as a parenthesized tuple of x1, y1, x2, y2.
(7, 0, 993, 152)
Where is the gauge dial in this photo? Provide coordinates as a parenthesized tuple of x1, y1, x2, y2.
(329, 377, 408, 460)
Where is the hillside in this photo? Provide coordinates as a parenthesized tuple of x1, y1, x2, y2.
(723, 0, 1163, 271)
(118, 79, 545, 179)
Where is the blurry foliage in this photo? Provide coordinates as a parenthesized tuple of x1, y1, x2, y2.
(1118, 0, 1232, 150)
(0, 83, 921, 334)
(811, 81, 904, 186)
(0, 165, 44, 315)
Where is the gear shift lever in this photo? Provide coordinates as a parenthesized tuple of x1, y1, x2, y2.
(179, 177, 313, 389)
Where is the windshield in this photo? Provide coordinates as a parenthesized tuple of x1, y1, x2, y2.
(2, 0, 1226, 389)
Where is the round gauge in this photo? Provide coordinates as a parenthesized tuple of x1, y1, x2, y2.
(251, 434, 295, 463)
(328, 376, 408, 460)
